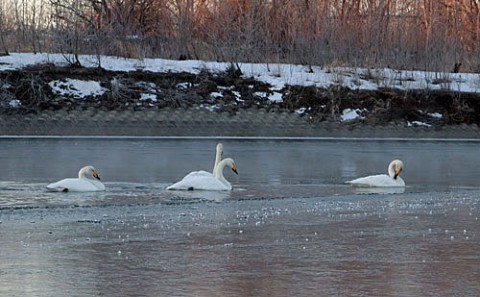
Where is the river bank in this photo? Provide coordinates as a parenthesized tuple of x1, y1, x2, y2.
(1, 63, 480, 138)
(1, 107, 480, 138)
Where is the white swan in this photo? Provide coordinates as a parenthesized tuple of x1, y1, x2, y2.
(213, 143, 223, 175)
(346, 159, 405, 187)
(167, 158, 238, 191)
(46, 165, 106, 192)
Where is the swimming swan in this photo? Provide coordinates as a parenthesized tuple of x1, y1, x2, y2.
(167, 158, 238, 191)
(346, 159, 405, 187)
(46, 165, 106, 192)
(213, 143, 223, 175)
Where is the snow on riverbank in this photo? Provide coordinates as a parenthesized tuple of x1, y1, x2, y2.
(1, 53, 480, 97)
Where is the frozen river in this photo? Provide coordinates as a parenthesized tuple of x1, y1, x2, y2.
(0, 138, 479, 296)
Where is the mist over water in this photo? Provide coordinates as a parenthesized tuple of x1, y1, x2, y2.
(0, 138, 479, 296)
(1, 138, 479, 207)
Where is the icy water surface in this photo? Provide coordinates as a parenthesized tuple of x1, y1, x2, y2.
(1, 137, 480, 207)
(0, 138, 479, 296)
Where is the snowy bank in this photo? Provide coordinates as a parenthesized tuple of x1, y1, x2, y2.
(0, 53, 480, 137)
(1, 53, 480, 93)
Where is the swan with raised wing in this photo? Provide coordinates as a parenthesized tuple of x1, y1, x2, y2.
(167, 158, 238, 191)
(46, 165, 105, 192)
(346, 159, 405, 188)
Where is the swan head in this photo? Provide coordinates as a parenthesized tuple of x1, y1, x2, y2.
(216, 143, 224, 156)
(79, 165, 101, 181)
(223, 158, 238, 175)
(388, 159, 404, 179)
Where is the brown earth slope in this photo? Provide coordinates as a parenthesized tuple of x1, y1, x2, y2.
(0, 64, 479, 137)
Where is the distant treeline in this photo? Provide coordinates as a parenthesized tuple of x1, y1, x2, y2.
(1, 0, 479, 72)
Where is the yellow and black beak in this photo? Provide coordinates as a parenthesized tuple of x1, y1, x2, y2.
(93, 170, 101, 180)
(394, 168, 401, 179)
(232, 164, 238, 175)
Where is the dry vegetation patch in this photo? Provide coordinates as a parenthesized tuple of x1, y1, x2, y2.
(1, 65, 480, 127)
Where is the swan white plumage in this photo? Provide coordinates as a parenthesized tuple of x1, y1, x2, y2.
(213, 143, 223, 175)
(46, 165, 105, 192)
(167, 158, 238, 191)
(346, 159, 405, 187)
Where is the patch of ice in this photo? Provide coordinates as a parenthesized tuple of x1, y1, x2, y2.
(176, 82, 190, 89)
(407, 121, 432, 127)
(429, 112, 443, 118)
(9, 99, 21, 108)
(197, 104, 218, 112)
(139, 93, 157, 102)
(210, 92, 223, 98)
(218, 85, 234, 90)
(232, 91, 244, 102)
(341, 108, 364, 122)
(49, 79, 107, 98)
(295, 107, 306, 114)
(253, 91, 282, 102)
(268, 92, 283, 102)
(254, 91, 267, 97)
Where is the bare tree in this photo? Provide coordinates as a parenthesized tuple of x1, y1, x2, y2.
(0, 0, 478, 72)
(0, 0, 10, 54)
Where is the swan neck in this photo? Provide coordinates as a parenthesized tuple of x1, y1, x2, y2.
(78, 168, 94, 180)
(213, 159, 229, 186)
(213, 149, 222, 174)
(388, 163, 395, 179)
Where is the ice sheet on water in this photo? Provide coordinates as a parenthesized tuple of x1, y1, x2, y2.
(1, 187, 480, 297)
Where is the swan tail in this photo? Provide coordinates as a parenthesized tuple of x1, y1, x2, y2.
(46, 185, 69, 192)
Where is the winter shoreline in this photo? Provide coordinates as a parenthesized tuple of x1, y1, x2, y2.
(1, 55, 480, 139)
(1, 108, 480, 139)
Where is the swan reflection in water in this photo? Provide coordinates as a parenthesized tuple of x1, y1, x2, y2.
(351, 186, 406, 195)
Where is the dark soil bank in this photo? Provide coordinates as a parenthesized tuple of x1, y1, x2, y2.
(1, 64, 480, 137)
